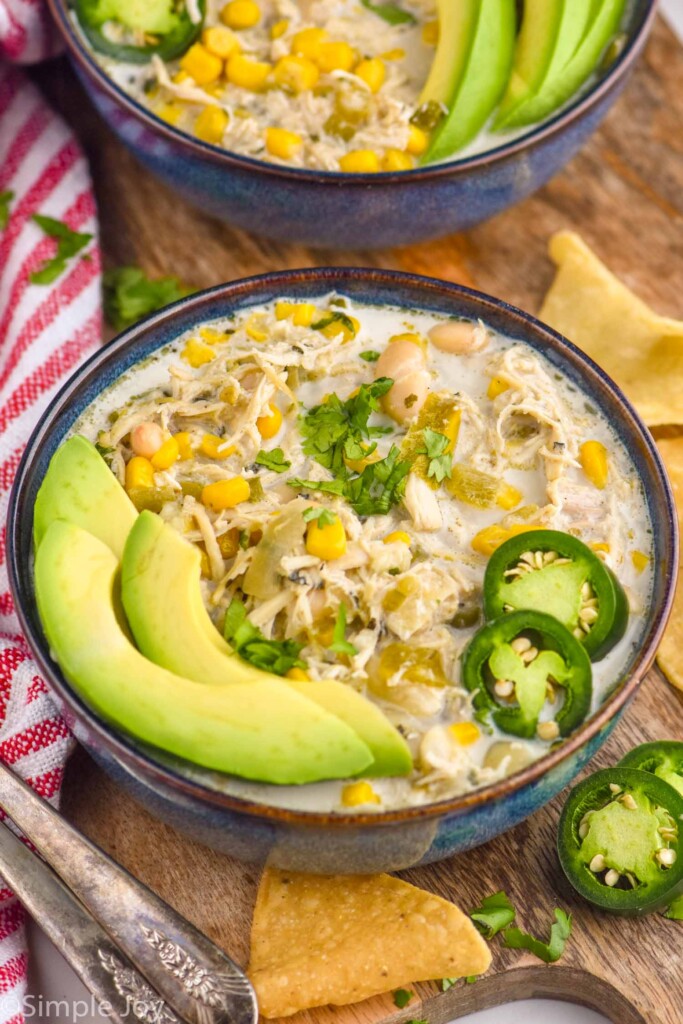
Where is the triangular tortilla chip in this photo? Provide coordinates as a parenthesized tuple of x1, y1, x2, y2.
(248, 868, 491, 1018)
(656, 438, 683, 690)
(540, 231, 683, 427)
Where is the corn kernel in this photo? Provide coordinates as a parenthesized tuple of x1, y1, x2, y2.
(218, 527, 240, 558)
(125, 456, 154, 491)
(384, 531, 411, 546)
(342, 781, 380, 807)
(632, 550, 649, 573)
(180, 43, 223, 86)
(271, 18, 289, 39)
(389, 331, 424, 348)
(245, 313, 269, 340)
(275, 301, 318, 326)
(580, 440, 608, 490)
(471, 523, 539, 558)
(487, 376, 509, 399)
(306, 515, 347, 560)
(339, 150, 380, 174)
(256, 402, 283, 439)
(422, 20, 439, 45)
(172, 70, 190, 84)
(286, 667, 310, 681)
(319, 314, 360, 342)
(496, 483, 522, 511)
(197, 543, 211, 578)
(265, 126, 304, 161)
(150, 436, 179, 471)
(226, 53, 271, 91)
(220, 0, 260, 30)
(202, 476, 251, 511)
(444, 408, 462, 453)
(407, 124, 429, 156)
(199, 326, 229, 344)
(591, 542, 610, 554)
(200, 433, 236, 460)
(156, 103, 182, 126)
(202, 25, 240, 59)
(449, 722, 480, 746)
(316, 40, 356, 74)
(194, 105, 229, 144)
(175, 432, 193, 460)
(273, 54, 319, 93)
(292, 26, 328, 60)
(381, 48, 405, 60)
(182, 338, 215, 368)
(382, 148, 414, 171)
(354, 57, 386, 93)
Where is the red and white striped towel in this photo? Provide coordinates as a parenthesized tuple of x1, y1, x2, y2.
(0, 2, 101, 1019)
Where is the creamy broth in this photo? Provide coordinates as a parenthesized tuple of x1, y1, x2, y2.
(74, 295, 653, 812)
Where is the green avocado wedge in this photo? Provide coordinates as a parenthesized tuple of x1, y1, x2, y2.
(422, 0, 516, 163)
(34, 436, 137, 559)
(121, 512, 413, 777)
(419, 0, 481, 107)
(502, 0, 627, 128)
(35, 521, 373, 784)
(494, 0, 594, 130)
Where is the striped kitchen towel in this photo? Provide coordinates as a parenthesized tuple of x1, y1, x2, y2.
(0, 1, 101, 1019)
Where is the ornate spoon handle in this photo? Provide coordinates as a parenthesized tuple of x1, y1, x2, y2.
(0, 762, 257, 1024)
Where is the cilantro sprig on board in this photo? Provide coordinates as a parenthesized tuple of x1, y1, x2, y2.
(104, 265, 193, 330)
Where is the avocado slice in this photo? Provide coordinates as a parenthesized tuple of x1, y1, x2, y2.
(419, 0, 482, 107)
(422, 0, 517, 163)
(34, 436, 137, 559)
(121, 512, 413, 777)
(35, 521, 373, 784)
(501, 0, 627, 128)
(494, 0, 593, 129)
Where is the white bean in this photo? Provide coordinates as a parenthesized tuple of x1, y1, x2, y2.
(374, 338, 425, 382)
(428, 320, 489, 355)
(130, 421, 164, 458)
(383, 369, 430, 423)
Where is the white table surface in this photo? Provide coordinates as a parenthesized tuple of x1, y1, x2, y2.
(24, 3, 682, 1021)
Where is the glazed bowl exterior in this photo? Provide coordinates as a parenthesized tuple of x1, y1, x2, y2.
(47, 0, 656, 248)
(8, 269, 677, 874)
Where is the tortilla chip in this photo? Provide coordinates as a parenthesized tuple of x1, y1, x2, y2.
(248, 868, 491, 1018)
(656, 438, 683, 690)
(540, 231, 683, 427)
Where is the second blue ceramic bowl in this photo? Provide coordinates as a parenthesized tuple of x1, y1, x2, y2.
(47, 0, 656, 248)
(7, 269, 677, 873)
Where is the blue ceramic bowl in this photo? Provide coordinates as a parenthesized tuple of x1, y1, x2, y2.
(47, 0, 656, 248)
(8, 269, 677, 873)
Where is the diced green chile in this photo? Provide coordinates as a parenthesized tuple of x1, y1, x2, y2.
(558, 767, 683, 915)
(73, 0, 205, 63)
(461, 610, 592, 740)
(620, 742, 683, 798)
(483, 530, 628, 660)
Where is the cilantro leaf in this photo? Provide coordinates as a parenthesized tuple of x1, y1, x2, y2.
(502, 909, 572, 963)
(30, 214, 93, 285)
(299, 379, 393, 479)
(418, 428, 452, 484)
(439, 979, 456, 992)
(289, 477, 346, 496)
(303, 507, 338, 527)
(344, 444, 411, 517)
(470, 891, 516, 939)
(360, 0, 416, 24)
(311, 310, 356, 335)
(665, 895, 683, 921)
(359, 350, 380, 362)
(405, 1019, 428, 1024)
(255, 448, 290, 473)
(0, 190, 14, 230)
(329, 604, 358, 657)
(103, 265, 193, 330)
(224, 598, 306, 676)
(393, 990, 413, 1009)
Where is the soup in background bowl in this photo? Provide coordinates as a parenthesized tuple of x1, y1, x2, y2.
(8, 269, 676, 873)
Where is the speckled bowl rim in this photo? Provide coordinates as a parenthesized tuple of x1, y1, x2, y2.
(46, 0, 658, 185)
(8, 267, 678, 827)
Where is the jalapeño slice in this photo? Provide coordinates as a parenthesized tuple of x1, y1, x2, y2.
(461, 610, 592, 740)
(73, 0, 205, 63)
(620, 742, 683, 798)
(558, 767, 683, 915)
(483, 529, 628, 660)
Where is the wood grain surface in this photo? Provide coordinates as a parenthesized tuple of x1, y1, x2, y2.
(35, 15, 683, 1024)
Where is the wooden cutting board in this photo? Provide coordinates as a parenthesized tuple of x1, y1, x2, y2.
(35, 15, 683, 1024)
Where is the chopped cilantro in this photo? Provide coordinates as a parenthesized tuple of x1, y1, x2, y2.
(393, 989, 413, 1009)
(418, 428, 453, 484)
(238, 530, 250, 550)
(303, 507, 338, 527)
(223, 598, 306, 676)
(103, 265, 193, 330)
(94, 442, 115, 463)
(665, 895, 683, 921)
(329, 603, 358, 657)
(344, 445, 411, 517)
(465, 977, 478, 985)
(289, 477, 346, 497)
(256, 448, 290, 473)
(405, 1019, 428, 1024)
(359, 350, 380, 362)
(0, 190, 14, 230)
(311, 310, 356, 334)
(439, 979, 456, 992)
(470, 891, 516, 939)
(502, 908, 572, 963)
(30, 214, 93, 285)
(360, 0, 416, 24)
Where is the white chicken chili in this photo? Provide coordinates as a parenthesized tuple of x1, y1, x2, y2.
(77, 294, 653, 812)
